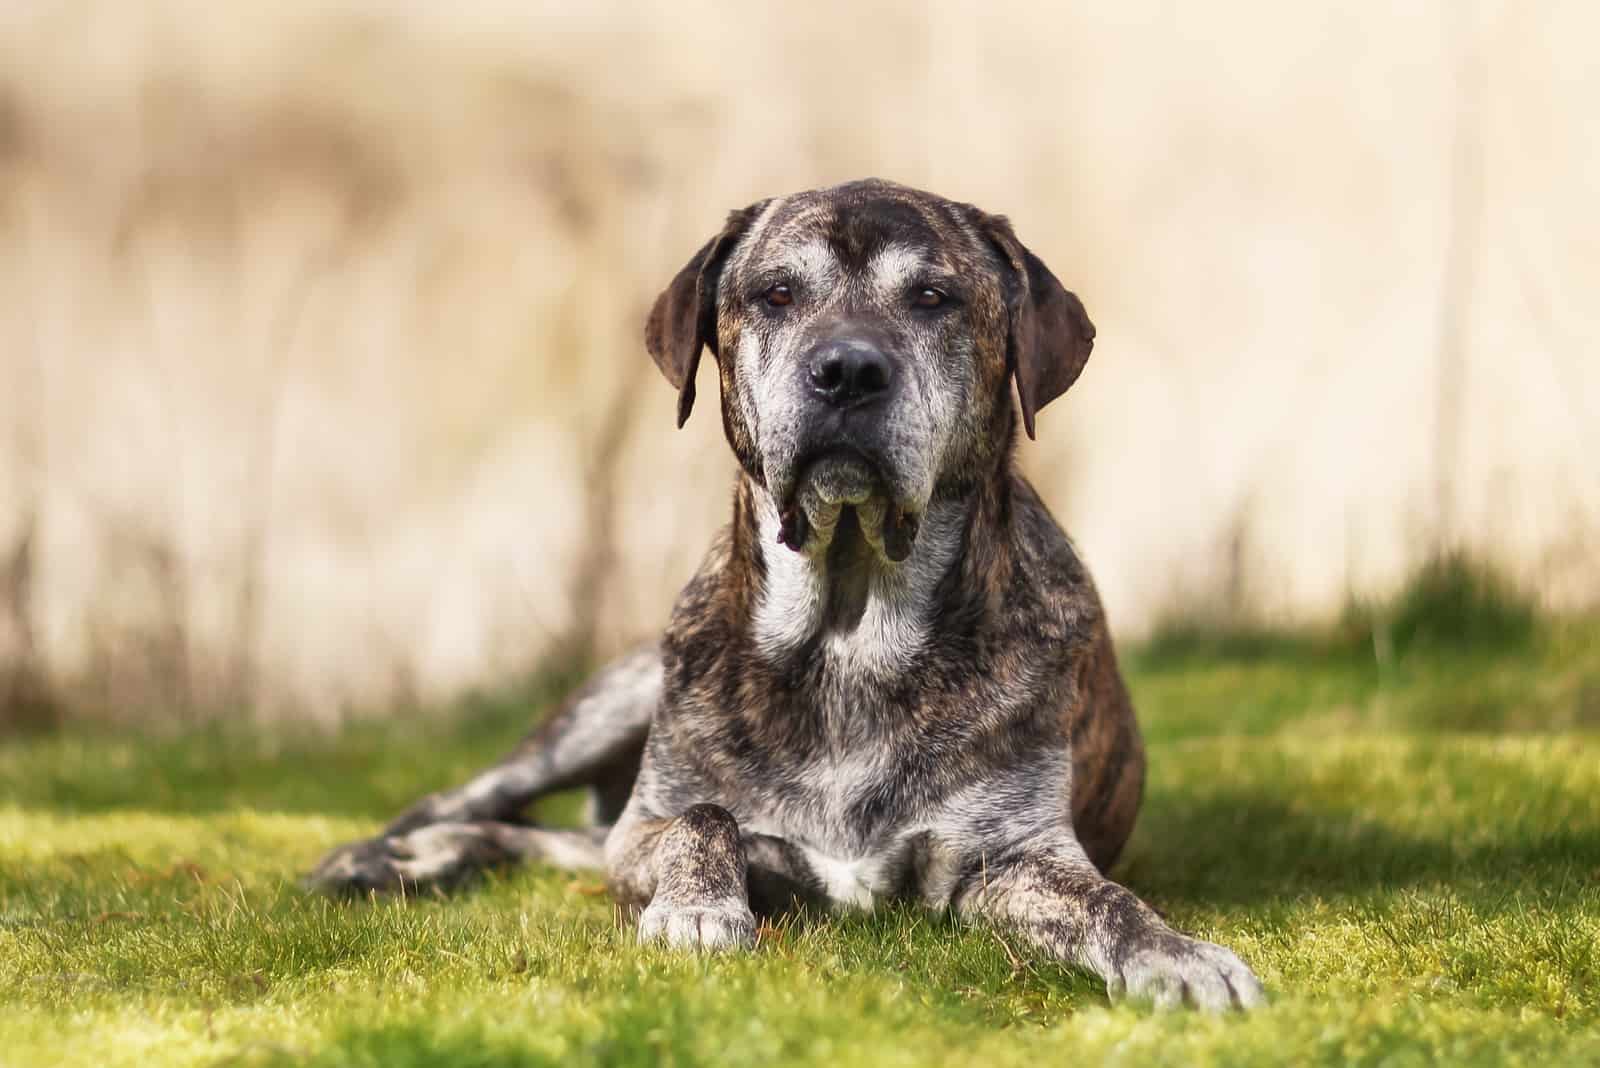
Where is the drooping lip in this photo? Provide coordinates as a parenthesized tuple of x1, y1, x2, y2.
(775, 445, 920, 562)
(880, 507, 920, 562)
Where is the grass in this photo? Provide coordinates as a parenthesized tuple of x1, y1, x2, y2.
(4, 616, 1600, 1066)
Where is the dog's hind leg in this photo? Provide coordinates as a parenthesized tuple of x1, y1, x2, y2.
(304, 645, 659, 894)
(306, 821, 610, 896)
(385, 644, 659, 834)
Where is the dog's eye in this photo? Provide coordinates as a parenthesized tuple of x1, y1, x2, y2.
(765, 284, 793, 308)
(913, 287, 945, 309)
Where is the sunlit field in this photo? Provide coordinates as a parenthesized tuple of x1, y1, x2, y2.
(4, 610, 1597, 1066)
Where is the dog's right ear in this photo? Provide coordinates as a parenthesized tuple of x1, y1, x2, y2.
(645, 201, 768, 428)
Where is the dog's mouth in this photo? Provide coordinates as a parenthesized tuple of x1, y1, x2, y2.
(776, 447, 920, 563)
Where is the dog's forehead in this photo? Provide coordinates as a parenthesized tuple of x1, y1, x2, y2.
(737, 183, 979, 284)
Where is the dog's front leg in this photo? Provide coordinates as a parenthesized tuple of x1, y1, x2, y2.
(606, 804, 759, 952)
(959, 835, 1263, 1012)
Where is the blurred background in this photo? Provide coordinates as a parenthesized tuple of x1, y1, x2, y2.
(0, 0, 1595, 728)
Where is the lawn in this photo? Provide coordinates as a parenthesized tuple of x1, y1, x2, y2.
(3, 620, 1598, 1066)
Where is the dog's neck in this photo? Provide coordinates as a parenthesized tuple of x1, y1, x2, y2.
(738, 475, 1006, 680)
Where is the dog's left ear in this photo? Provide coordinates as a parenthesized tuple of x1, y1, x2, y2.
(645, 201, 768, 428)
(977, 214, 1096, 440)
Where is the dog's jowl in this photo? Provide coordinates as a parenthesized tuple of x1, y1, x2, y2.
(308, 179, 1264, 1012)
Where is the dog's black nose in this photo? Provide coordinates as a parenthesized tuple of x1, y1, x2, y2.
(808, 340, 894, 408)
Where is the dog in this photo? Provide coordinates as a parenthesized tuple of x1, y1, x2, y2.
(307, 179, 1263, 1011)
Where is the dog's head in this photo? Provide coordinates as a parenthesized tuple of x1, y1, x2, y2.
(646, 179, 1094, 561)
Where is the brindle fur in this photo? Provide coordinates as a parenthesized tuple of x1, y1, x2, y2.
(307, 179, 1262, 1011)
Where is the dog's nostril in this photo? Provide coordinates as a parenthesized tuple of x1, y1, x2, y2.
(811, 355, 846, 393)
(855, 360, 888, 396)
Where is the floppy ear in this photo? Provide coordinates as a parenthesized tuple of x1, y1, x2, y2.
(978, 215, 1096, 440)
(644, 201, 767, 428)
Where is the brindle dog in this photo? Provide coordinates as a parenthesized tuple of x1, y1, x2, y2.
(308, 179, 1264, 1011)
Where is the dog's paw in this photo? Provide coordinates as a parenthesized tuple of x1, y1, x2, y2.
(1107, 930, 1264, 1012)
(637, 898, 757, 952)
(303, 835, 413, 896)
(304, 824, 505, 896)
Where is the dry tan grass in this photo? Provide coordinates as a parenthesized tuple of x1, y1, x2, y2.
(1, 1, 1596, 723)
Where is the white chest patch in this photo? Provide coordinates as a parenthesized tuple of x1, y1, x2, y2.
(800, 847, 894, 910)
(750, 497, 966, 678)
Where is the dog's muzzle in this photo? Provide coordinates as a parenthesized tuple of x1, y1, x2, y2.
(773, 337, 920, 562)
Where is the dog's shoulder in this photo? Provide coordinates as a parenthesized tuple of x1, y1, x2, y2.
(659, 521, 745, 693)
(999, 472, 1106, 649)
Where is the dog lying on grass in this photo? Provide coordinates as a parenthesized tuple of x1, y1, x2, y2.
(309, 179, 1264, 1012)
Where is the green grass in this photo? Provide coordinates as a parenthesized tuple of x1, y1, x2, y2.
(4, 619, 1600, 1066)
